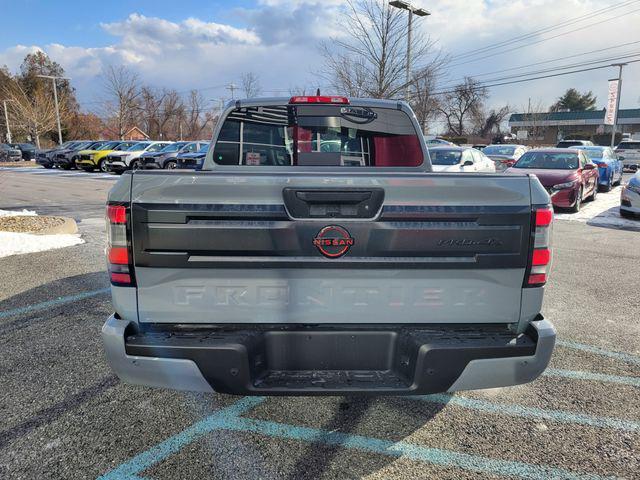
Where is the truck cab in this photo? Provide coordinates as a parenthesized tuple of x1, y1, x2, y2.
(102, 96, 556, 396)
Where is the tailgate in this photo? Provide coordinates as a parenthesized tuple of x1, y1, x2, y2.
(130, 171, 533, 325)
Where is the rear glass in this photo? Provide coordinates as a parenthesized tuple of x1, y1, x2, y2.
(618, 142, 640, 149)
(211, 104, 423, 167)
(483, 146, 516, 155)
(430, 149, 462, 165)
(556, 141, 582, 147)
(514, 151, 578, 170)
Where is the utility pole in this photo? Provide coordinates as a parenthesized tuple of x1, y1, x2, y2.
(610, 63, 626, 148)
(179, 122, 183, 141)
(37, 74, 70, 145)
(3, 100, 12, 144)
(226, 83, 238, 100)
(389, 1, 430, 102)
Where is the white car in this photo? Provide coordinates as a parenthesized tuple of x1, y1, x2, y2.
(428, 146, 496, 173)
(614, 140, 640, 171)
(620, 170, 640, 218)
(104, 141, 173, 174)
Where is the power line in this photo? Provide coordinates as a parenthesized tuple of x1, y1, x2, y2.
(450, 0, 640, 61)
(421, 59, 640, 98)
(448, 5, 640, 67)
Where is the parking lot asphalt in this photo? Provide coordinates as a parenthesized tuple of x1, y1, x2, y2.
(0, 168, 639, 479)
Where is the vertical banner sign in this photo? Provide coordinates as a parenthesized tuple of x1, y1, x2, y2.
(604, 79, 619, 125)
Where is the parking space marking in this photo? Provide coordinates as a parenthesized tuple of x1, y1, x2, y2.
(414, 394, 639, 432)
(220, 417, 611, 480)
(0, 288, 109, 320)
(557, 339, 640, 366)
(545, 368, 640, 387)
(97, 397, 265, 480)
(99, 396, 612, 480)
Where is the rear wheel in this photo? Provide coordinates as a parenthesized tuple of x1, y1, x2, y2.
(602, 173, 613, 192)
(570, 187, 582, 213)
(130, 160, 139, 171)
(588, 182, 597, 201)
(164, 160, 177, 169)
(98, 160, 108, 173)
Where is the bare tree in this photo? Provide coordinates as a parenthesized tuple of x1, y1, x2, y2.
(319, 0, 443, 99)
(241, 72, 262, 98)
(182, 90, 211, 140)
(102, 65, 141, 139)
(437, 77, 488, 136)
(472, 105, 511, 138)
(1, 78, 65, 148)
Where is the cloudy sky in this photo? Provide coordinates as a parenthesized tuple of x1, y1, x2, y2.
(1, 0, 639, 122)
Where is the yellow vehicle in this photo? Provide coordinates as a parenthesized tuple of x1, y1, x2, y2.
(76, 141, 138, 172)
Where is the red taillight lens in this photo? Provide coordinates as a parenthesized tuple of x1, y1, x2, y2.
(596, 163, 607, 168)
(526, 205, 553, 288)
(107, 205, 127, 224)
(527, 273, 547, 286)
(535, 207, 553, 227)
(289, 96, 349, 104)
(106, 203, 134, 286)
(532, 248, 551, 266)
(110, 272, 131, 284)
(108, 246, 129, 265)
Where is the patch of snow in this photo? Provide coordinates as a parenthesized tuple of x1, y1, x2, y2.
(0, 232, 84, 258)
(554, 185, 640, 230)
(0, 209, 37, 217)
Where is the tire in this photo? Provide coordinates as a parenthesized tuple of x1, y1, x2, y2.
(164, 160, 177, 169)
(602, 174, 612, 192)
(570, 187, 582, 213)
(130, 160, 139, 171)
(43, 164, 53, 169)
(620, 209, 635, 219)
(98, 160, 108, 173)
(588, 182, 597, 201)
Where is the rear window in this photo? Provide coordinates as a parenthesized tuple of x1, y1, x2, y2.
(211, 104, 423, 167)
(514, 151, 578, 170)
(556, 141, 582, 148)
(430, 149, 462, 165)
(483, 146, 516, 155)
(618, 142, 640, 149)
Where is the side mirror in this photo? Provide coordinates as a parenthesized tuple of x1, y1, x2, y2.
(462, 160, 474, 167)
(583, 163, 596, 170)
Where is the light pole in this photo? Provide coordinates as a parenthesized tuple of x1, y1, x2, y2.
(36, 74, 70, 145)
(610, 63, 626, 148)
(2, 99, 13, 143)
(389, 1, 430, 102)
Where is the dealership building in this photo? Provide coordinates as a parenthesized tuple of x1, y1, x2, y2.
(508, 108, 640, 143)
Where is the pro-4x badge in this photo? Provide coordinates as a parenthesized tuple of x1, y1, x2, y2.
(313, 225, 354, 258)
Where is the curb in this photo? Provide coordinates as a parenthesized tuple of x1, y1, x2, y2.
(35, 216, 78, 235)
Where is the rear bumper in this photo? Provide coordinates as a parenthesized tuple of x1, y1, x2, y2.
(102, 316, 556, 396)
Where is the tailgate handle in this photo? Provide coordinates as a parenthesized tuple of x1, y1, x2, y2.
(296, 191, 371, 204)
(283, 188, 385, 219)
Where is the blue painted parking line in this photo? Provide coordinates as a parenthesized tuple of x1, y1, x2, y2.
(557, 339, 640, 366)
(97, 397, 265, 480)
(221, 416, 610, 480)
(0, 288, 110, 320)
(99, 395, 612, 480)
(413, 393, 639, 432)
(545, 368, 640, 387)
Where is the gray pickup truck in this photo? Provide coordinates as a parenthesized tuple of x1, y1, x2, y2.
(102, 96, 555, 396)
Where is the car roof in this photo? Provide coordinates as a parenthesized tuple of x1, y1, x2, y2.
(428, 146, 468, 151)
(526, 148, 580, 154)
(486, 144, 524, 147)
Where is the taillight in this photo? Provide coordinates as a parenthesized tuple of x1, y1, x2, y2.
(596, 163, 607, 168)
(106, 203, 135, 287)
(526, 205, 553, 287)
(289, 96, 349, 104)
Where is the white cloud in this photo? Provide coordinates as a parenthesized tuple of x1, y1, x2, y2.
(0, 0, 638, 121)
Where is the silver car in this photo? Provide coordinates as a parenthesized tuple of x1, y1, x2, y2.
(615, 140, 640, 171)
(621, 171, 640, 218)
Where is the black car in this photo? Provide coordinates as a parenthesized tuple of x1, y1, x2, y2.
(175, 143, 210, 169)
(53, 140, 105, 169)
(9, 143, 37, 160)
(138, 141, 206, 169)
(0, 143, 23, 162)
(37, 141, 81, 169)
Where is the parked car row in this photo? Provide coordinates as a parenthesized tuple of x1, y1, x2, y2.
(0, 143, 23, 162)
(34, 139, 211, 173)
